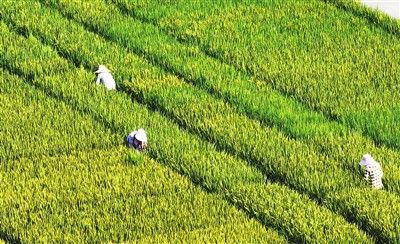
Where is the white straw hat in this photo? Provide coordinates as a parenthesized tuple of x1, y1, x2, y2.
(359, 153, 373, 167)
(134, 128, 147, 143)
(94, 65, 111, 74)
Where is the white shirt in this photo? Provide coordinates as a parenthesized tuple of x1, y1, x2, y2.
(365, 163, 383, 178)
(96, 72, 116, 90)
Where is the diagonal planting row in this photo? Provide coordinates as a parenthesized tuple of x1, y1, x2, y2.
(135, 223, 277, 243)
(1, 145, 283, 243)
(0, 19, 368, 243)
(325, 0, 400, 36)
(2, 1, 399, 241)
(38, 0, 400, 196)
(0, 67, 119, 161)
(109, 0, 400, 150)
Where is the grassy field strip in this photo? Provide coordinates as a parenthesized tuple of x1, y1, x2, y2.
(1, 146, 284, 243)
(325, 0, 400, 36)
(0, 16, 371, 242)
(0, 68, 119, 161)
(135, 222, 278, 243)
(35, 0, 400, 194)
(325, 187, 400, 243)
(106, 0, 400, 151)
(126, 0, 399, 117)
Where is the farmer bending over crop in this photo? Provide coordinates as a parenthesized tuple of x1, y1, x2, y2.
(126, 128, 148, 151)
(359, 154, 383, 189)
(95, 65, 116, 90)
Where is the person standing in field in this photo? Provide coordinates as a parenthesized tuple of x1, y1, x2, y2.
(95, 64, 116, 90)
(359, 154, 384, 189)
(126, 128, 148, 151)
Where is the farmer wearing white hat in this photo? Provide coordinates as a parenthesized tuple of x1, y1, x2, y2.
(95, 65, 116, 90)
(126, 128, 148, 151)
(359, 154, 384, 189)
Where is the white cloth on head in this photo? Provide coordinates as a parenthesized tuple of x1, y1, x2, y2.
(359, 154, 374, 167)
(96, 72, 116, 90)
(126, 129, 147, 150)
(359, 154, 382, 174)
(135, 129, 147, 143)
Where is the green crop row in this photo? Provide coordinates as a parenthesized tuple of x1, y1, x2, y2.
(35, 0, 400, 197)
(0, 10, 371, 242)
(129, 0, 400, 117)
(136, 223, 280, 243)
(325, 187, 400, 242)
(1, 146, 283, 243)
(108, 0, 400, 150)
(325, 0, 400, 36)
(26, 0, 400, 241)
(0, 68, 118, 161)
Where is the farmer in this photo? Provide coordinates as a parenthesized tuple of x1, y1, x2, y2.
(95, 64, 116, 90)
(359, 154, 384, 189)
(126, 128, 148, 151)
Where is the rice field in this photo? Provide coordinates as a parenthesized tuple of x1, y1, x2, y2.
(1, 0, 400, 242)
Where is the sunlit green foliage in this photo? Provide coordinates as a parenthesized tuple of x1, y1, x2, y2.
(109, 0, 400, 149)
(1, 0, 399, 242)
(1, 147, 284, 242)
(0, 68, 118, 160)
(0, 14, 369, 241)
